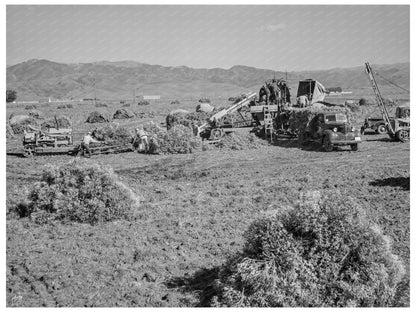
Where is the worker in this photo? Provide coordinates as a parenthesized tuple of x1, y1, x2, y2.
(134, 126, 149, 153)
(297, 95, 309, 108)
(81, 131, 99, 158)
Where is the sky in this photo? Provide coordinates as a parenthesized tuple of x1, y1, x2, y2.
(6, 5, 410, 71)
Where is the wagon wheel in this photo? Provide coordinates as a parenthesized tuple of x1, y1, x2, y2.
(323, 136, 334, 152)
(396, 130, 409, 142)
(23, 147, 34, 157)
(210, 128, 224, 140)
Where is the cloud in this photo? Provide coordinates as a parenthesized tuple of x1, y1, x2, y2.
(257, 23, 287, 32)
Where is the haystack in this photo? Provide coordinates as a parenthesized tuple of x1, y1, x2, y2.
(86, 111, 110, 123)
(113, 108, 135, 119)
(196, 103, 214, 113)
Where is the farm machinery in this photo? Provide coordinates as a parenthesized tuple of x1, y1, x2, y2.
(22, 124, 133, 157)
(249, 78, 362, 151)
(363, 62, 410, 142)
(197, 92, 257, 140)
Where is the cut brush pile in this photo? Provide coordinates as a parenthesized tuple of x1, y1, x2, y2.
(13, 159, 140, 225)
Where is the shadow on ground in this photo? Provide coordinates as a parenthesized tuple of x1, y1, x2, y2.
(369, 177, 410, 191)
(166, 267, 220, 307)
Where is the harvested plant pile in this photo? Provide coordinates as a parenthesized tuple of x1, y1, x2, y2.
(28, 109, 44, 119)
(41, 115, 72, 130)
(14, 160, 140, 225)
(92, 124, 133, 144)
(283, 104, 351, 135)
(166, 110, 210, 130)
(144, 122, 202, 154)
(211, 190, 404, 307)
(138, 100, 150, 106)
(9, 115, 39, 134)
(213, 132, 268, 150)
(95, 103, 108, 108)
(86, 111, 110, 123)
(113, 108, 135, 119)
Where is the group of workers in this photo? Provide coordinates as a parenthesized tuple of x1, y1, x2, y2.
(259, 78, 291, 108)
(79, 125, 150, 158)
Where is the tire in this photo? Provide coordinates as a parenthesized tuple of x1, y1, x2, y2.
(210, 128, 224, 140)
(350, 144, 358, 151)
(323, 136, 333, 152)
(23, 147, 33, 157)
(396, 130, 409, 142)
(376, 124, 387, 134)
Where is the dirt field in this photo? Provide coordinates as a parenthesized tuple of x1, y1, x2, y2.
(5, 94, 410, 306)
(6, 125, 410, 307)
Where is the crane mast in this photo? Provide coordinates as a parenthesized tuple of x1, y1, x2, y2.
(364, 62, 394, 134)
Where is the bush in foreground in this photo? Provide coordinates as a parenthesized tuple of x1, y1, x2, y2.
(212, 191, 404, 307)
(15, 159, 140, 225)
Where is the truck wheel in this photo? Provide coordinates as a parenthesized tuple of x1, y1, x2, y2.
(376, 124, 387, 134)
(323, 136, 333, 152)
(350, 144, 358, 151)
(396, 130, 409, 142)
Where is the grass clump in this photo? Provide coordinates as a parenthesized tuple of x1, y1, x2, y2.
(15, 159, 140, 225)
(212, 191, 404, 307)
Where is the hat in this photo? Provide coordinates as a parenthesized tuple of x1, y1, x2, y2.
(88, 131, 92, 135)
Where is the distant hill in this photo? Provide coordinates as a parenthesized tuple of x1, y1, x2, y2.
(6, 59, 409, 101)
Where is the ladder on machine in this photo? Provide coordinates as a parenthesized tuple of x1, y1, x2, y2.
(263, 107, 274, 142)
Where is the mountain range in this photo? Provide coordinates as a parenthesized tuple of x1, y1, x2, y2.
(6, 59, 410, 101)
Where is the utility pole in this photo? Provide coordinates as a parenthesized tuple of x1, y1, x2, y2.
(285, 70, 288, 81)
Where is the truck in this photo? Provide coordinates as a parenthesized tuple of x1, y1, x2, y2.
(299, 111, 362, 152)
(364, 62, 410, 142)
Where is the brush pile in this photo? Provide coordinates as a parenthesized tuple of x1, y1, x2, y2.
(41, 115, 72, 130)
(212, 132, 267, 150)
(14, 159, 140, 225)
(86, 111, 111, 123)
(211, 190, 404, 307)
(113, 108, 135, 119)
(92, 124, 133, 144)
(166, 110, 210, 130)
(8, 115, 39, 134)
(144, 122, 202, 154)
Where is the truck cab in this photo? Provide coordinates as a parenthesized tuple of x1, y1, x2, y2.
(303, 112, 362, 151)
(390, 105, 410, 142)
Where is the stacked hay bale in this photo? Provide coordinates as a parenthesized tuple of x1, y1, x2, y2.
(86, 111, 111, 123)
(113, 108, 135, 120)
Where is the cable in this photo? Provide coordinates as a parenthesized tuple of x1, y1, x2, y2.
(374, 71, 410, 93)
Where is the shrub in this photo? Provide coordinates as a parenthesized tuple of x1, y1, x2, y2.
(138, 100, 150, 106)
(17, 159, 140, 225)
(212, 191, 404, 307)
